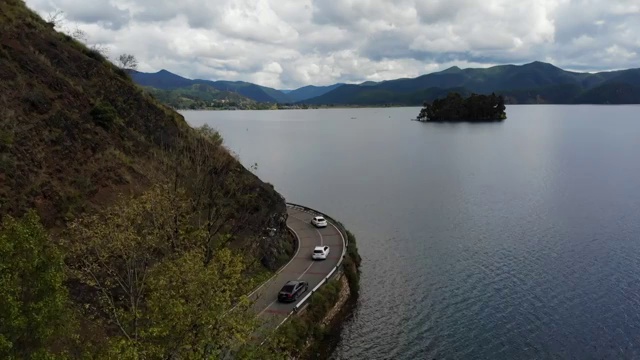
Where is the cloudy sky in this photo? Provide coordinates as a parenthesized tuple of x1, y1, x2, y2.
(25, 0, 640, 89)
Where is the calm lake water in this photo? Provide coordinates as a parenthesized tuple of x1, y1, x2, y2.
(183, 106, 640, 359)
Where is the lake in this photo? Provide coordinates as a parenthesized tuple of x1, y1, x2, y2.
(183, 106, 640, 359)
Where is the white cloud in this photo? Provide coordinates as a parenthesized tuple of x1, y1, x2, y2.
(24, 0, 640, 88)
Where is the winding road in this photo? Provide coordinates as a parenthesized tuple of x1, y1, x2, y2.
(251, 206, 345, 327)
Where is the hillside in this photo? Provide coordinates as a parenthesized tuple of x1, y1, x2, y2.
(303, 62, 640, 105)
(0, 1, 292, 357)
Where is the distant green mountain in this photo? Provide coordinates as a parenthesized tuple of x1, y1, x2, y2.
(573, 69, 640, 104)
(131, 62, 640, 106)
(130, 69, 345, 104)
(130, 70, 293, 103)
(303, 62, 640, 105)
(302, 84, 470, 105)
(143, 84, 261, 109)
(285, 84, 344, 102)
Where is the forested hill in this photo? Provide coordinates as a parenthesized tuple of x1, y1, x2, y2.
(131, 62, 640, 107)
(0, 0, 292, 357)
(130, 69, 293, 103)
(301, 62, 640, 105)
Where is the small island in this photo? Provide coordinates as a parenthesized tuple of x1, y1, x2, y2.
(417, 92, 507, 122)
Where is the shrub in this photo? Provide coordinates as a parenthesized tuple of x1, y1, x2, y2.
(308, 280, 342, 323)
(0, 211, 71, 358)
(346, 230, 362, 268)
(22, 90, 51, 114)
(90, 102, 119, 128)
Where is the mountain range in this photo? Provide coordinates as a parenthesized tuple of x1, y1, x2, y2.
(131, 62, 640, 106)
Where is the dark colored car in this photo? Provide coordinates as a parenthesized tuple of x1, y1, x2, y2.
(278, 280, 309, 303)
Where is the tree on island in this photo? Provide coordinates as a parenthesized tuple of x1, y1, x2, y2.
(417, 92, 507, 122)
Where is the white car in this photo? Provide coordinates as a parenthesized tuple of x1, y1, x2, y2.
(311, 216, 327, 228)
(312, 246, 330, 260)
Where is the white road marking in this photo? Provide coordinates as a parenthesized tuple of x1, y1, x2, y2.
(258, 299, 278, 316)
(315, 228, 324, 245)
(297, 262, 314, 280)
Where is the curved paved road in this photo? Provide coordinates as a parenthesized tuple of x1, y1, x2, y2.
(251, 206, 345, 327)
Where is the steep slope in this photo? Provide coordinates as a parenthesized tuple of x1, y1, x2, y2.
(0, 0, 289, 263)
(0, 0, 294, 272)
(1, 1, 296, 356)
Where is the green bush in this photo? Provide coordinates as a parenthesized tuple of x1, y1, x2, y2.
(346, 230, 362, 268)
(270, 279, 342, 357)
(0, 211, 71, 358)
(342, 230, 361, 297)
(308, 280, 342, 323)
(90, 102, 119, 128)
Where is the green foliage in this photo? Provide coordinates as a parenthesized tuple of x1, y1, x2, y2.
(67, 184, 197, 341)
(417, 92, 506, 122)
(275, 317, 311, 351)
(343, 231, 362, 298)
(89, 102, 119, 128)
(0, 211, 70, 359)
(67, 184, 262, 357)
(256, 279, 344, 358)
(141, 85, 272, 110)
(142, 248, 258, 358)
(346, 230, 362, 268)
(195, 124, 223, 146)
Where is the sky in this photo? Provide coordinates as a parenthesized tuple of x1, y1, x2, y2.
(24, 0, 640, 89)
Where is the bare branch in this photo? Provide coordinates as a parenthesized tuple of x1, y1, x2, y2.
(117, 53, 138, 70)
(70, 25, 87, 42)
(90, 43, 110, 58)
(46, 10, 64, 28)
